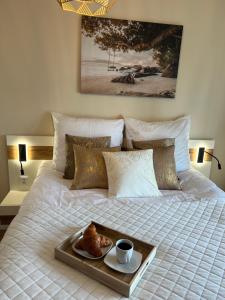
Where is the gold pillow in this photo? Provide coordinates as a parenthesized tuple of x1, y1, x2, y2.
(71, 145, 121, 190)
(64, 135, 111, 179)
(132, 139, 181, 190)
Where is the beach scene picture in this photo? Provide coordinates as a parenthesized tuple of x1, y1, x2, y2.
(81, 16, 183, 98)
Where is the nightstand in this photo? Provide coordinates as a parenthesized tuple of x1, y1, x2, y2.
(0, 191, 28, 241)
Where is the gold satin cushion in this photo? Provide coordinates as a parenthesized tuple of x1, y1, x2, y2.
(132, 139, 181, 190)
(71, 145, 121, 190)
(64, 135, 111, 180)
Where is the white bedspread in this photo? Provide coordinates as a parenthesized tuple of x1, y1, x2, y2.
(0, 162, 225, 300)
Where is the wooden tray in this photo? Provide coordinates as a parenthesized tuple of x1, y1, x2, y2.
(55, 221, 156, 298)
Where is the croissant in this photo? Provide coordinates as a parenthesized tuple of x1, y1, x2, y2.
(83, 223, 97, 238)
(75, 224, 111, 257)
(99, 235, 111, 247)
(83, 236, 102, 257)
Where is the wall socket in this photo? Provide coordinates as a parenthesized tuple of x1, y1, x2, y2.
(20, 175, 28, 185)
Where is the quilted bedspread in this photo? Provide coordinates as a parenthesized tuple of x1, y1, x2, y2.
(0, 162, 225, 300)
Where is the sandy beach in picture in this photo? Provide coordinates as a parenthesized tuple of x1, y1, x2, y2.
(81, 61, 176, 97)
(81, 16, 183, 99)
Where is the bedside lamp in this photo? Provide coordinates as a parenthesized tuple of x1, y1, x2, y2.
(18, 144, 27, 175)
(197, 147, 222, 170)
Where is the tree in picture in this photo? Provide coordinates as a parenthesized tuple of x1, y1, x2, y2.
(81, 16, 183, 98)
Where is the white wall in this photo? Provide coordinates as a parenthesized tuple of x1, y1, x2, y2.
(0, 0, 225, 199)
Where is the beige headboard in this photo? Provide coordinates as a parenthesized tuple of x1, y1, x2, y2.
(7, 135, 215, 191)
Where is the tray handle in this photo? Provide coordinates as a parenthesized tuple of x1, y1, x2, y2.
(139, 261, 149, 278)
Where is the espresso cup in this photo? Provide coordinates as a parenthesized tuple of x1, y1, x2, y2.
(116, 239, 134, 264)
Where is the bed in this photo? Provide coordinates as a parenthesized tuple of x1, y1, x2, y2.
(0, 161, 225, 300)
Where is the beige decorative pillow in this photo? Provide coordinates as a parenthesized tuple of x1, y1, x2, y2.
(71, 145, 121, 190)
(103, 150, 161, 198)
(64, 135, 111, 179)
(133, 138, 175, 148)
(132, 139, 181, 190)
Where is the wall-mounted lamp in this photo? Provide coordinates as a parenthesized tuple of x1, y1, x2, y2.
(197, 147, 222, 170)
(18, 144, 27, 175)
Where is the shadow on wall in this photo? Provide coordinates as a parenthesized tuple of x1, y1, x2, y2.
(0, 135, 10, 201)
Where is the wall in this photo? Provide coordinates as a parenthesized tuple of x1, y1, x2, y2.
(0, 0, 225, 200)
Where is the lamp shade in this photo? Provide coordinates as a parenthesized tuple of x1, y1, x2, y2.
(18, 144, 27, 162)
(58, 0, 117, 16)
(197, 147, 205, 163)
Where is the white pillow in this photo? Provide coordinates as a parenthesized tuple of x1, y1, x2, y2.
(125, 116, 191, 172)
(52, 112, 124, 172)
(103, 150, 161, 198)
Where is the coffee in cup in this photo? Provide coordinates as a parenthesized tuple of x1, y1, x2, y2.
(116, 239, 134, 264)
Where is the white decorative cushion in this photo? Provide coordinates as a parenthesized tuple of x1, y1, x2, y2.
(125, 116, 191, 172)
(52, 112, 124, 172)
(103, 150, 161, 198)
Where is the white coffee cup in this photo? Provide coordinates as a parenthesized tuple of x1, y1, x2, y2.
(116, 239, 134, 264)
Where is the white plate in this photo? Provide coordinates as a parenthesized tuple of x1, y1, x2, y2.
(72, 235, 113, 260)
(104, 246, 143, 274)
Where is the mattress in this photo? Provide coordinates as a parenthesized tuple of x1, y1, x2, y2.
(0, 161, 225, 300)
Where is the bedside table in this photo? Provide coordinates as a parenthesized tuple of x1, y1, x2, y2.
(0, 191, 28, 241)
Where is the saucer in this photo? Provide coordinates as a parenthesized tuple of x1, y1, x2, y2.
(72, 235, 113, 260)
(104, 246, 142, 274)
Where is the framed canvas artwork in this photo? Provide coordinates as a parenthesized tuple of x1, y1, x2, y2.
(81, 16, 183, 98)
